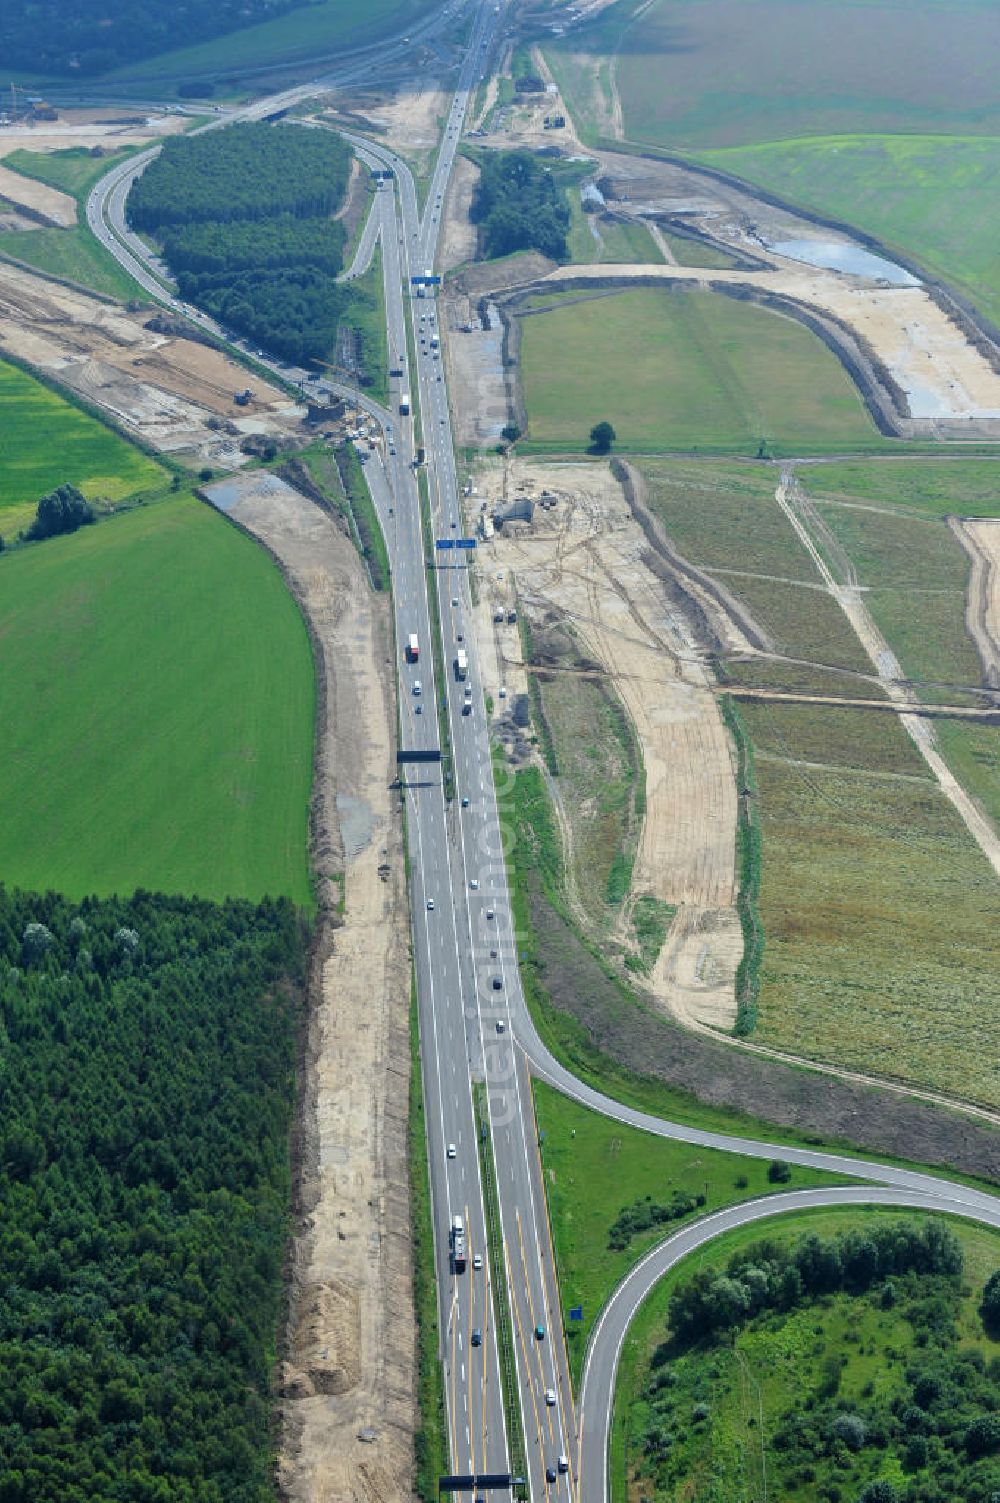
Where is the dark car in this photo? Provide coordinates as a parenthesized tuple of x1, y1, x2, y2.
(471, 1328, 482, 1347)
(535, 1323, 545, 1341)
(546, 1467, 557, 1483)
(492, 976, 503, 990)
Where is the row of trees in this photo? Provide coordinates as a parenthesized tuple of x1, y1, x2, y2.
(666, 1220, 965, 1343)
(470, 149, 570, 261)
(127, 123, 366, 365)
(1, 0, 310, 76)
(128, 124, 352, 231)
(0, 884, 308, 1501)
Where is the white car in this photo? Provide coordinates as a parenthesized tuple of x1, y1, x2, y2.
(470, 878, 479, 890)
(473, 1252, 483, 1270)
(486, 909, 495, 920)
(545, 1388, 556, 1407)
(413, 681, 422, 695)
(427, 898, 435, 911)
(447, 1143, 456, 1159)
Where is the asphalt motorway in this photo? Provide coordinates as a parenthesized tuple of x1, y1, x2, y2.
(356, 11, 582, 1496)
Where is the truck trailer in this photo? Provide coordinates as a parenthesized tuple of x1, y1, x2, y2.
(406, 634, 419, 662)
(455, 649, 468, 680)
(450, 1215, 466, 1272)
(399, 391, 411, 415)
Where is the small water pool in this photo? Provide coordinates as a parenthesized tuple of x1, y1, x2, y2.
(770, 238, 919, 286)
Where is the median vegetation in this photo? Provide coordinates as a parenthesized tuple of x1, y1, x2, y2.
(0, 883, 307, 1501)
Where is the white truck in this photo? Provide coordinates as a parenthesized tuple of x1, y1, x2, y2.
(450, 1214, 466, 1272)
(399, 390, 411, 416)
(406, 634, 419, 663)
(455, 649, 468, 680)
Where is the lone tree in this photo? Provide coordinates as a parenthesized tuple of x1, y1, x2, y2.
(26, 483, 95, 541)
(501, 422, 521, 444)
(589, 420, 616, 454)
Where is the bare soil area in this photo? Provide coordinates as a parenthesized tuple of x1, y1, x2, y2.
(438, 153, 479, 274)
(0, 259, 306, 464)
(0, 163, 76, 226)
(951, 516, 1000, 688)
(206, 471, 415, 1503)
(0, 111, 189, 158)
(471, 456, 740, 1029)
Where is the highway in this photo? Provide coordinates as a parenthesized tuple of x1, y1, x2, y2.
(82, 9, 1000, 1501)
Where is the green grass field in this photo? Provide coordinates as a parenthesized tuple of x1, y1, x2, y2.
(810, 489, 984, 692)
(0, 358, 164, 539)
(615, 1208, 1000, 1503)
(639, 458, 873, 673)
(803, 457, 1000, 521)
(533, 1080, 843, 1382)
(0, 495, 314, 903)
(641, 459, 818, 580)
(0, 225, 146, 301)
(699, 133, 1000, 333)
(101, 0, 434, 83)
(519, 287, 880, 454)
(745, 702, 929, 779)
(0, 145, 151, 301)
(6, 145, 138, 201)
(548, 0, 1000, 150)
(751, 739, 1000, 1109)
(565, 198, 664, 265)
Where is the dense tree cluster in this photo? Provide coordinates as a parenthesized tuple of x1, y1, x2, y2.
(26, 484, 95, 541)
(470, 149, 570, 261)
(666, 1220, 964, 1343)
(127, 124, 366, 366)
(128, 126, 352, 233)
(0, 0, 310, 76)
(0, 884, 308, 1502)
(159, 216, 346, 277)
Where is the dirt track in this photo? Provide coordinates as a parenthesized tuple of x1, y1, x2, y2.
(472, 457, 740, 1029)
(951, 516, 1000, 688)
(204, 472, 414, 1503)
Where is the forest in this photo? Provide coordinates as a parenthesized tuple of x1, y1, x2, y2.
(469, 149, 570, 261)
(127, 126, 352, 233)
(128, 124, 372, 366)
(0, 884, 308, 1501)
(1, 0, 310, 76)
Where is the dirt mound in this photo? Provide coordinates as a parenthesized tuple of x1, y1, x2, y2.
(951, 516, 1000, 688)
(284, 1280, 361, 1397)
